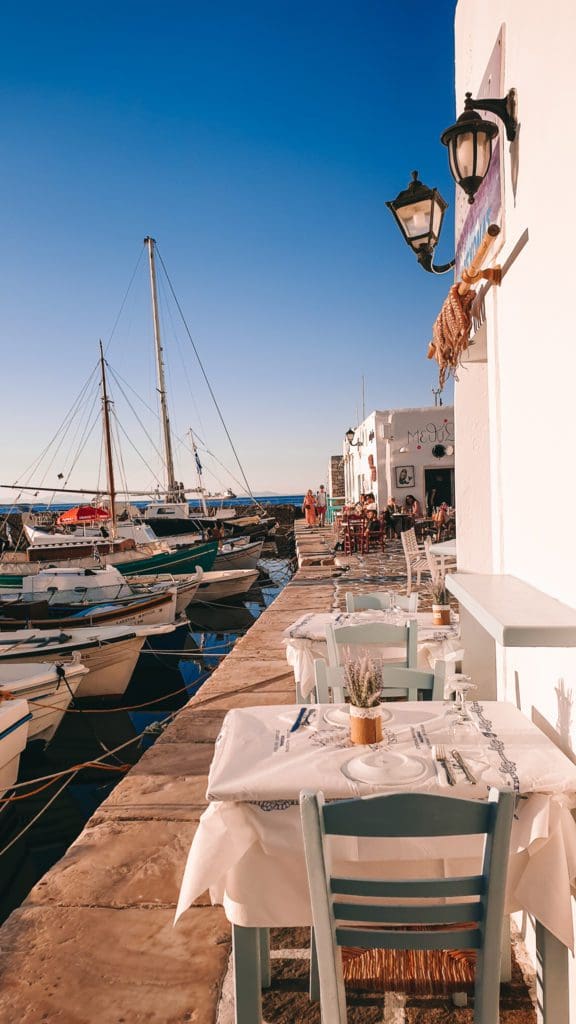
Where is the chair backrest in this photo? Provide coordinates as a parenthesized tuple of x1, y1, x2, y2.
(325, 619, 418, 669)
(300, 788, 515, 1024)
(313, 658, 446, 703)
(401, 526, 420, 559)
(345, 591, 419, 614)
(424, 536, 441, 584)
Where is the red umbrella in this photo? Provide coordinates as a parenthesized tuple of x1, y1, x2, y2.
(56, 505, 111, 526)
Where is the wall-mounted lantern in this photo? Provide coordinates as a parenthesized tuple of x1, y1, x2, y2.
(386, 172, 454, 275)
(345, 428, 362, 450)
(440, 90, 518, 204)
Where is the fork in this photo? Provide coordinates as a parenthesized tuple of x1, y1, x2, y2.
(433, 744, 456, 786)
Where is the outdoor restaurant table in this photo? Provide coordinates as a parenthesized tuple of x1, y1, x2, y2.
(430, 538, 457, 572)
(283, 609, 462, 700)
(176, 700, 576, 1023)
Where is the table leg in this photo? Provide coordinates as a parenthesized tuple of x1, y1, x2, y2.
(536, 921, 569, 1024)
(232, 925, 262, 1024)
(259, 927, 271, 988)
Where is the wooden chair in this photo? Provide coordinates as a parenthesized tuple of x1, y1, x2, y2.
(401, 527, 430, 595)
(345, 590, 418, 613)
(313, 659, 447, 703)
(300, 787, 515, 1024)
(343, 516, 364, 555)
(361, 517, 385, 553)
(325, 620, 418, 669)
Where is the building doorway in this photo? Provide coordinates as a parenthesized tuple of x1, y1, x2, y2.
(424, 468, 454, 513)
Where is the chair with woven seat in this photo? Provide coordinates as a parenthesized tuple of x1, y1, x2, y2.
(313, 659, 447, 703)
(401, 526, 430, 595)
(325, 620, 418, 671)
(345, 590, 418, 614)
(300, 787, 515, 1024)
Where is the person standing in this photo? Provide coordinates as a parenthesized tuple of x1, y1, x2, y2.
(316, 484, 327, 527)
(302, 489, 317, 528)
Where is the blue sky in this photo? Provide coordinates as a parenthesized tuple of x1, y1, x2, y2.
(1, 1, 457, 497)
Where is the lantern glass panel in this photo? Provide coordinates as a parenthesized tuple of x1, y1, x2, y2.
(473, 131, 493, 177)
(396, 198, 433, 243)
(453, 131, 475, 178)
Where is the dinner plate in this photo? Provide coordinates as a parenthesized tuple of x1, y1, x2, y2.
(342, 750, 429, 785)
(324, 706, 393, 728)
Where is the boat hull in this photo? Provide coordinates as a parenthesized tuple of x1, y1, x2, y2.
(194, 569, 259, 603)
(0, 541, 218, 587)
(0, 634, 147, 698)
(0, 663, 87, 744)
(213, 540, 263, 571)
(0, 699, 31, 798)
(0, 590, 178, 631)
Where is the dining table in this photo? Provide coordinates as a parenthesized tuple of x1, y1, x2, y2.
(283, 609, 463, 701)
(176, 699, 576, 1023)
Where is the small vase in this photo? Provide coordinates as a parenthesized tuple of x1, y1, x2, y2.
(432, 604, 451, 626)
(349, 704, 383, 745)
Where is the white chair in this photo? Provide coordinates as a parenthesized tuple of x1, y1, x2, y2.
(313, 658, 447, 703)
(325, 620, 418, 670)
(401, 527, 430, 595)
(300, 788, 515, 1024)
(345, 590, 418, 613)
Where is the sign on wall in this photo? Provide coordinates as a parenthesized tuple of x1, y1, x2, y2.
(454, 26, 506, 279)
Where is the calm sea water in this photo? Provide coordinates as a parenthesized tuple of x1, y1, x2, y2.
(0, 554, 295, 923)
(0, 495, 305, 513)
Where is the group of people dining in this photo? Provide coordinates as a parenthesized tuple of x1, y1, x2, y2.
(339, 492, 453, 544)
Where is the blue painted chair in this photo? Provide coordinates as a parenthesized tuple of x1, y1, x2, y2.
(300, 788, 515, 1024)
(345, 590, 419, 613)
(313, 659, 447, 704)
(325, 619, 418, 670)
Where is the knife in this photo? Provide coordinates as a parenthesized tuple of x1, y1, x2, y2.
(289, 707, 308, 733)
(451, 749, 477, 784)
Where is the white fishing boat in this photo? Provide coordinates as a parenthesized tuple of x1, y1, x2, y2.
(0, 659, 88, 745)
(0, 698, 31, 799)
(0, 624, 174, 698)
(213, 538, 263, 571)
(192, 568, 259, 603)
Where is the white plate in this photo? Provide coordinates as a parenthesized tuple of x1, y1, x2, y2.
(342, 751, 429, 785)
(324, 706, 393, 729)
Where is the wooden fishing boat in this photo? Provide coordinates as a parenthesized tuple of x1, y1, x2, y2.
(0, 660, 88, 745)
(0, 624, 174, 698)
(0, 588, 178, 630)
(213, 538, 263, 571)
(0, 698, 31, 799)
(192, 568, 259, 603)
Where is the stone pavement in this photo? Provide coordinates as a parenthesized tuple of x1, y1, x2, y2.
(0, 524, 535, 1023)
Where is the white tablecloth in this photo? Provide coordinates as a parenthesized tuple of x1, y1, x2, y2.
(176, 700, 576, 950)
(283, 610, 462, 699)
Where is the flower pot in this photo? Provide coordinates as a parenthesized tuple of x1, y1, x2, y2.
(349, 704, 383, 745)
(432, 604, 451, 626)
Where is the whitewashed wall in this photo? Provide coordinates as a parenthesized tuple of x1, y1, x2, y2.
(454, 0, 576, 993)
(344, 406, 454, 510)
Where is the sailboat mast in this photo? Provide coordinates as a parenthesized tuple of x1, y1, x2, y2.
(99, 340, 117, 537)
(144, 235, 178, 500)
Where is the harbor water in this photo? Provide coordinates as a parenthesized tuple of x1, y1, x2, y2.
(0, 554, 295, 925)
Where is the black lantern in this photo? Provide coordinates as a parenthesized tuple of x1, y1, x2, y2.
(345, 428, 361, 447)
(441, 90, 518, 204)
(386, 172, 454, 274)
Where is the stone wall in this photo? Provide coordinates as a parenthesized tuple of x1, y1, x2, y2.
(328, 455, 344, 499)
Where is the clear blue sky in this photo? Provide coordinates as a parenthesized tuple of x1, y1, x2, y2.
(1, 1, 457, 498)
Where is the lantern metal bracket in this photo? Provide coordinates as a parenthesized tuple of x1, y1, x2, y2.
(465, 89, 518, 142)
(415, 245, 456, 276)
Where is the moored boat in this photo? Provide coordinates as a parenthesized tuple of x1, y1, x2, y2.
(0, 624, 174, 698)
(213, 538, 263, 571)
(0, 587, 178, 630)
(0, 660, 88, 745)
(0, 698, 31, 799)
(192, 568, 259, 603)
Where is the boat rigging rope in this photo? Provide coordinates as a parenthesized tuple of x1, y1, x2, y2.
(155, 246, 266, 513)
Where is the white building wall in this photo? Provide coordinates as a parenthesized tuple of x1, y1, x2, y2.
(454, 0, 576, 994)
(344, 406, 454, 511)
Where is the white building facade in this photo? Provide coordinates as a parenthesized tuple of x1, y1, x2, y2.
(449, 2, 576, 1012)
(344, 405, 454, 511)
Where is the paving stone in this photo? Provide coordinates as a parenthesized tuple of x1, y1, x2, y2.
(29, 818, 199, 909)
(133, 742, 214, 777)
(93, 772, 209, 821)
(155, 708, 226, 744)
(0, 905, 230, 1024)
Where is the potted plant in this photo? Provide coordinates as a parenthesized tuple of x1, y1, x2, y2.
(430, 578, 451, 626)
(345, 656, 383, 745)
